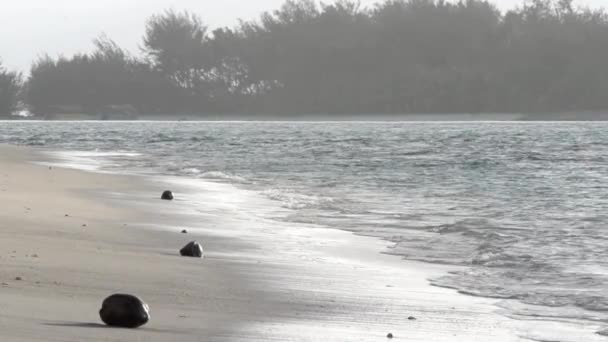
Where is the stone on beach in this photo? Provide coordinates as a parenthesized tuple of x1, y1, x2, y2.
(181, 229, 188, 234)
(161, 190, 174, 200)
(99, 294, 150, 328)
(387, 332, 394, 338)
(180, 241, 204, 258)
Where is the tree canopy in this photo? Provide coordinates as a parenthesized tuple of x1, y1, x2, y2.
(0, 61, 21, 116)
(9, 0, 608, 117)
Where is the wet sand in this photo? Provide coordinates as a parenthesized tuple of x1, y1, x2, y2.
(0, 144, 604, 341)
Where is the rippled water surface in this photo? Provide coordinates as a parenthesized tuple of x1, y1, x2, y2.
(1, 121, 607, 323)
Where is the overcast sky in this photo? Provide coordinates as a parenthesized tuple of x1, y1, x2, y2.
(1, 0, 605, 72)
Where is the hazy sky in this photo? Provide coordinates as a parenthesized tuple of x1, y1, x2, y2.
(1, 0, 605, 72)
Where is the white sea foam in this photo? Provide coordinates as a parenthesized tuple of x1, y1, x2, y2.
(40, 150, 142, 172)
(200, 171, 247, 182)
(261, 188, 335, 210)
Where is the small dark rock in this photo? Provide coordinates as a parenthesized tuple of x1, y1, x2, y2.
(180, 241, 204, 258)
(161, 190, 174, 200)
(181, 229, 188, 234)
(387, 333, 394, 339)
(15, 277, 22, 281)
(99, 294, 150, 328)
(408, 316, 416, 320)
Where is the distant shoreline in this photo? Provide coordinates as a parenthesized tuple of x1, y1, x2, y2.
(7, 111, 608, 122)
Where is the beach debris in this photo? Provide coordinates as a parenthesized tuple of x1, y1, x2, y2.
(161, 190, 174, 200)
(181, 229, 188, 234)
(99, 294, 150, 328)
(387, 332, 394, 339)
(65, 214, 70, 217)
(15, 277, 22, 281)
(408, 316, 416, 320)
(82, 224, 87, 228)
(180, 241, 204, 258)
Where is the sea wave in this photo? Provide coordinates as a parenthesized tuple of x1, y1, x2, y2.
(200, 171, 247, 183)
(261, 188, 336, 210)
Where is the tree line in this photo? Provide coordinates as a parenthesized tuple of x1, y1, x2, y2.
(1, 0, 608, 118)
(0, 62, 21, 116)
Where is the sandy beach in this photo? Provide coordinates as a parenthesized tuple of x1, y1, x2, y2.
(0, 144, 605, 341)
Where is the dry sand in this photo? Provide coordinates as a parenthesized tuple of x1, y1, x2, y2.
(0, 144, 605, 341)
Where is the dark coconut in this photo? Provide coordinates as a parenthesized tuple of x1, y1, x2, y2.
(99, 294, 150, 328)
(161, 191, 174, 200)
(180, 241, 204, 258)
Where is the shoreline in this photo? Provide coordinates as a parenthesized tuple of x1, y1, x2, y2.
(1, 144, 605, 341)
(0, 145, 267, 340)
(6, 110, 608, 121)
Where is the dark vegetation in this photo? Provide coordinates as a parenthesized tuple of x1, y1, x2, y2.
(0, 61, 21, 116)
(1, 0, 608, 118)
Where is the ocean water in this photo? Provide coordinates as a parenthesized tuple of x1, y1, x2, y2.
(1, 120, 607, 326)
